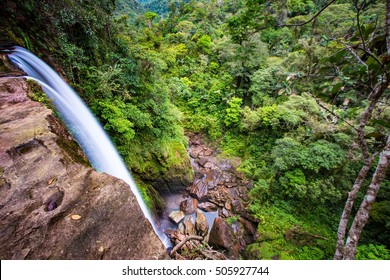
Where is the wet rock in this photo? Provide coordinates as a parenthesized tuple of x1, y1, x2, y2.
(169, 210, 185, 224)
(205, 169, 222, 188)
(226, 182, 238, 188)
(240, 193, 250, 202)
(225, 200, 232, 211)
(208, 217, 240, 259)
(189, 146, 204, 159)
(208, 186, 229, 207)
(183, 217, 196, 236)
(240, 212, 261, 224)
(202, 148, 213, 156)
(196, 157, 208, 167)
(220, 208, 229, 218)
(216, 159, 236, 172)
(236, 172, 245, 180)
(180, 197, 198, 215)
(189, 178, 208, 200)
(238, 217, 259, 243)
(0, 78, 167, 260)
(232, 200, 243, 213)
(238, 186, 247, 194)
(195, 209, 209, 237)
(198, 202, 218, 212)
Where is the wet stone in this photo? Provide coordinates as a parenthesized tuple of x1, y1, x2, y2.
(169, 210, 185, 224)
(189, 178, 208, 200)
(198, 202, 218, 212)
(180, 197, 198, 215)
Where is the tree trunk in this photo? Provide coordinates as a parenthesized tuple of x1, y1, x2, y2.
(334, 163, 372, 259)
(342, 135, 390, 259)
(334, 60, 389, 258)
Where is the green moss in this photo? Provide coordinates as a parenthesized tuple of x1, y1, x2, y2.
(226, 215, 239, 225)
(136, 180, 165, 213)
(26, 80, 52, 107)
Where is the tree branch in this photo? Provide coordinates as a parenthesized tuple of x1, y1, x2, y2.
(336, 40, 368, 69)
(355, 0, 368, 52)
(169, 235, 203, 257)
(312, 97, 358, 132)
(277, 0, 338, 28)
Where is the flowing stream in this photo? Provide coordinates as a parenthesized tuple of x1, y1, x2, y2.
(6, 46, 169, 247)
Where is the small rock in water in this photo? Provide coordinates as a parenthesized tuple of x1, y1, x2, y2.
(169, 210, 185, 224)
(183, 217, 196, 236)
(195, 209, 209, 237)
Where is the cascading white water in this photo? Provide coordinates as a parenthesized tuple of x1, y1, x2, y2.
(7, 46, 169, 247)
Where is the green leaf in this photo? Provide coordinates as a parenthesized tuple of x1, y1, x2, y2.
(366, 56, 381, 72)
(328, 49, 347, 63)
(331, 82, 343, 94)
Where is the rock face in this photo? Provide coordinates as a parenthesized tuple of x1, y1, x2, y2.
(208, 217, 240, 259)
(0, 77, 168, 259)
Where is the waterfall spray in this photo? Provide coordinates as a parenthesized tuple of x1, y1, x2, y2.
(6, 46, 169, 247)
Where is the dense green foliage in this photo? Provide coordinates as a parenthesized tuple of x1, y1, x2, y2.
(133, 0, 389, 259)
(1, 0, 389, 259)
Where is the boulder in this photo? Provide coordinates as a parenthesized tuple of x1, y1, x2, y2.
(209, 217, 233, 249)
(238, 217, 259, 243)
(0, 77, 167, 260)
(202, 148, 213, 156)
(189, 178, 208, 200)
(208, 217, 240, 258)
(189, 146, 204, 159)
(195, 209, 209, 237)
(232, 200, 243, 213)
(169, 210, 185, 224)
(198, 202, 218, 212)
(196, 157, 208, 167)
(180, 197, 198, 215)
(183, 217, 196, 236)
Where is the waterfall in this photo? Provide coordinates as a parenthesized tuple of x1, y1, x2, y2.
(6, 46, 169, 247)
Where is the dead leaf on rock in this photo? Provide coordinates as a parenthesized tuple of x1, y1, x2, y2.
(48, 178, 57, 185)
(71, 214, 81, 220)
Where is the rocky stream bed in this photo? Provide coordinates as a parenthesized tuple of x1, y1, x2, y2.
(158, 133, 259, 259)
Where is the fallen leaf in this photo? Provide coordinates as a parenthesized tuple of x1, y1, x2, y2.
(48, 178, 57, 185)
(71, 214, 81, 220)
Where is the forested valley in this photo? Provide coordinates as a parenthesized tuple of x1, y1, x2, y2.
(0, 0, 389, 260)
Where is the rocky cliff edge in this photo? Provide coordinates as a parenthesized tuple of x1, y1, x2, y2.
(0, 77, 168, 259)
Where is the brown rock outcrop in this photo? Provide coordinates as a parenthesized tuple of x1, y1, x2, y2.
(0, 77, 167, 259)
(208, 217, 240, 259)
(179, 197, 198, 215)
